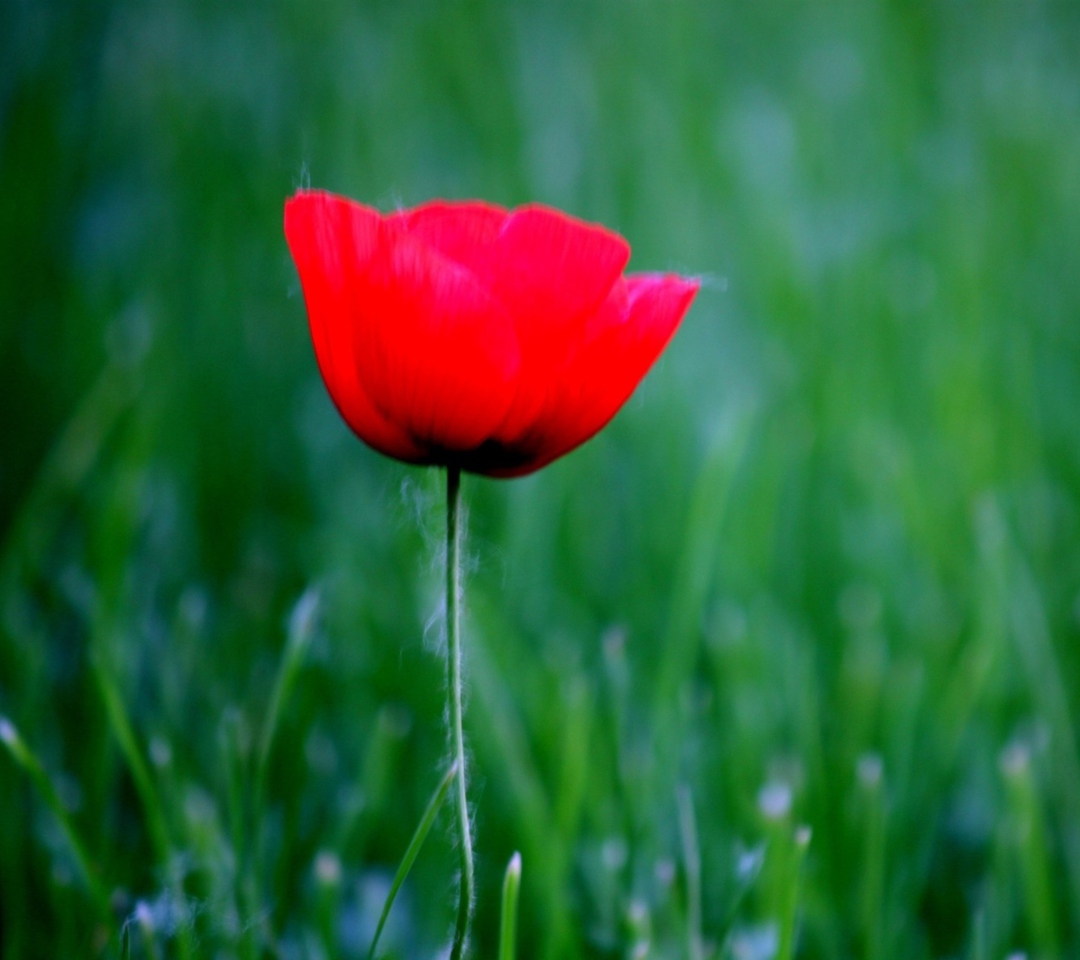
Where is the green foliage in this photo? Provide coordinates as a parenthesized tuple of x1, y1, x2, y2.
(4, 0, 1080, 957)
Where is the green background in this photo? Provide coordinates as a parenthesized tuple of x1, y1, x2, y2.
(3, 0, 1080, 957)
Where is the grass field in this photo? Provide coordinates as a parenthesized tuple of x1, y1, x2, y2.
(4, 1, 1080, 957)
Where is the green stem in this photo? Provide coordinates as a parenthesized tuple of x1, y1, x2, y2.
(447, 466, 474, 960)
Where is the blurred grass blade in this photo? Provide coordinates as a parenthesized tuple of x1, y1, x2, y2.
(717, 842, 764, 955)
(677, 785, 703, 960)
(858, 756, 886, 960)
(135, 901, 164, 960)
(778, 826, 812, 960)
(0, 715, 113, 927)
(654, 419, 748, 719)
(218, 709, 249, 879)
(246, 589, 319, 955)
(968, 910, 986, 960)
(1001, 740, 1060, 957)
(467, 612, 572, 960)
(0, 364, 135, 584)
(1007, 548, 1080, 921)
(554, 676, 591, 837)
(251, 588, 320, 856)
(256, 587, 320, 793)
(499, 852, 522, 960)
(331, 704, 411, 860)
(90, 648, 172, 861)
(91, 647, 193, 960)
(368, 760, 458, 960)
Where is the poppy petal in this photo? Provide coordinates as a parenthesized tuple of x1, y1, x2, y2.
(285, 191, 426, 461)
(353, 230, 522, 452)
(390, 200, 508, 273)
(481, 204, 630, 334)
(481, 204, 632, 441)
(491, 273, 699, 476)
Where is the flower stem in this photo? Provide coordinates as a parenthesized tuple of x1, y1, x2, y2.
(446, 465, 474, 960)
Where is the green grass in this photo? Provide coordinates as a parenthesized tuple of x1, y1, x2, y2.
(4, 0, 1080, 957)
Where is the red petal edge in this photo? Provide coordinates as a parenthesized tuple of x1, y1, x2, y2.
(285, 190, 427, 462)
(489, 273, 700, 477)
(388, 200, 508, 274)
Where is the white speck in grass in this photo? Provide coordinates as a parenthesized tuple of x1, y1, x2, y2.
(134, 900, 155, 930)
(730, 922, 779, 960)
(314, 850, 342, 886)
(183, 786, 217, 827)
(1005, 954, 1028, 960)
(974, 497, 1007, 555)
(626, 898, 650, 946)
(1030, 721, 1051, 754)
(736, 844, 765, 881)
(601, 838, 628, 872)
(287, 586, 321, 652)
(757, 781, 793, 821)
(654, 858, 676, 888)
(178, 586, 209, 632)
(602, 625, 627, 664)
(506, 850, 522, 879)
(857, 753, 884, 789)
(0, 716, 16, 747)
(1000, 741, 1031, 779)
(794, 825, 812, 849)
(149, 736, 172, 769)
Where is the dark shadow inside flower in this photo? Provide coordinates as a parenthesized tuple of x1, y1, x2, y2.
(418, 437, 542, 475)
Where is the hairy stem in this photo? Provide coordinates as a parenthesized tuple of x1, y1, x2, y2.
(446, 466, 474, 960)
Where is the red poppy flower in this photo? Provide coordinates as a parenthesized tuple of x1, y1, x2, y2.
(284, 190, 698, 477)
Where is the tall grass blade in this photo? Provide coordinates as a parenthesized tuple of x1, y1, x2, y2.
(677, 785, 704, 960)
(968, 910, 986, 960)
(654, 419, 748, 719)
(778, 826, 812, 960)
(135, 901, 164, 960)
(255, 588, 320, 810)
(499, 852, 522, 960)
(469, 603, 572, 960)
(0, 364, 135, 585)
(1001, 740, 1060, 957)
(368, 760, 458, 960)
(858, 755, 886, 960)
(90, 648, 192, 960)
(0, 715, 114, 929)
(90, 648, 172, 864)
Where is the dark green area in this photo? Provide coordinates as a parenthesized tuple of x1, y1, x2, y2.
(3, 0, 1080, 957)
